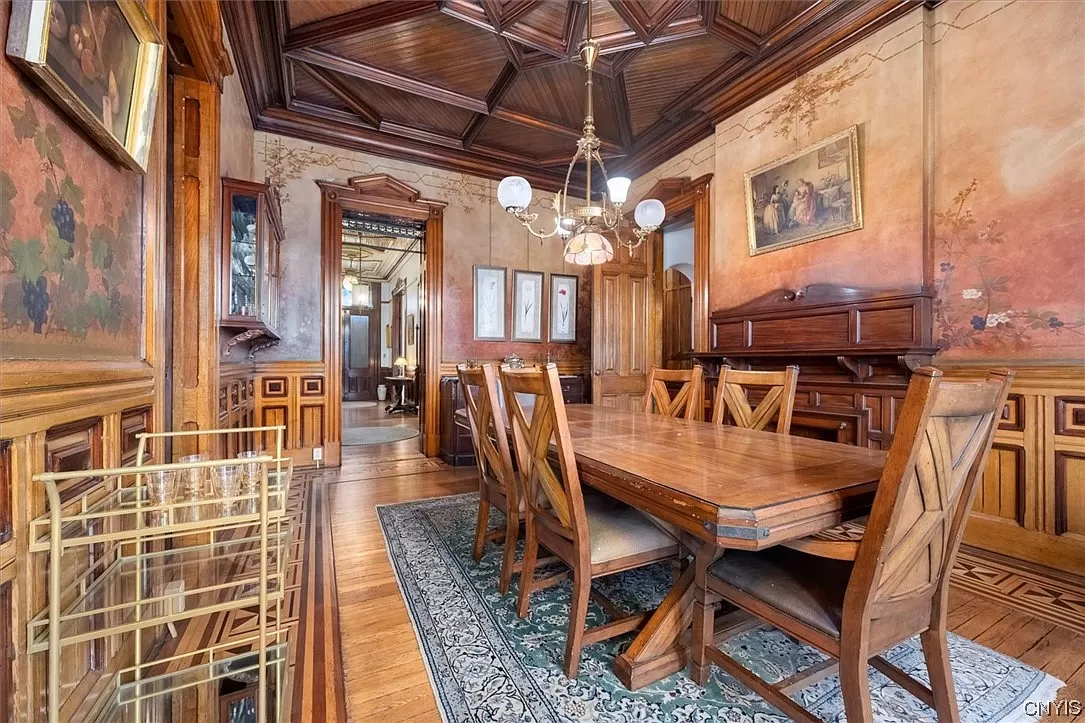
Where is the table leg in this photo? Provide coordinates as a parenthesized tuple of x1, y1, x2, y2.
(613, 541, 722, 690)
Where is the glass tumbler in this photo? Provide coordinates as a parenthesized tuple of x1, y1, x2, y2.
(146, 470, 176, 526)
(211, 466, 241, 517)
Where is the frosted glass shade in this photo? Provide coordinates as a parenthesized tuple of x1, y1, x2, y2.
(563, 232, 614, 266)
(497, 176, 532, 210)
(606, 177, 631, 204)
(351, 282, 371, 308)
(634, 198, 666, 229)
(342, 274, 357, 291)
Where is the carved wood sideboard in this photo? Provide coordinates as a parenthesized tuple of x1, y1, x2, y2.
(694, 284, 1085, 576)
(694, 284, 938, 449)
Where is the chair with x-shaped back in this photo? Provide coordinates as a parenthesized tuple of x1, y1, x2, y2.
(500, 363, 680, 678)
(691, 367, 1014, 723)
(642, 366, 705, 420)
(712, 365, 799, 434)
(458, 363, 523, 594)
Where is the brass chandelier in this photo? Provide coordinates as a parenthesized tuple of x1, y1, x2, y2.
(496, 0, 666, 265)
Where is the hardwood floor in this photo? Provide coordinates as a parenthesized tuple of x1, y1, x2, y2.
(288, 404, 1085, 722)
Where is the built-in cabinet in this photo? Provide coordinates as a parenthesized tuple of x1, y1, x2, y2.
(221, 178, 282, 354)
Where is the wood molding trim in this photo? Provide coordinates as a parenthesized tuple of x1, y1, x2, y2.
(320, 176, 447, 460)
(640, 174, 713, 352)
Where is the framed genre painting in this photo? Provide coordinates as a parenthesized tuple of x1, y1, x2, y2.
(6, 0, 164, 172)
(744, 125, 862, 256)
(406, 313, 415, 346)
(549, 274, 578, 343)
(473, 265, 506, 341)
(512, 270, 544, 343)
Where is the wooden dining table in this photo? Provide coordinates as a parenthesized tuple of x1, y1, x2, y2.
(459, 403, 888, 689)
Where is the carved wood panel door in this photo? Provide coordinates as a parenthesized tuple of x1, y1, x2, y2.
(591, 237, 657, 410)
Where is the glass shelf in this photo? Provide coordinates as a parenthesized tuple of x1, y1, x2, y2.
(27, 529, 288, 652)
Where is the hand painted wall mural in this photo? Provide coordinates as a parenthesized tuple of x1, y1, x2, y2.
(690, 0, 1083, 363)
(1, 46, 143, 360)
(253, 132, 591, 365)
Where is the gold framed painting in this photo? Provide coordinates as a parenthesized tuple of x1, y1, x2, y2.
(6, 0, 164, 173)
(745, 125, 863, 256)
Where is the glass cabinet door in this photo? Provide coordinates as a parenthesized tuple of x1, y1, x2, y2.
(227, 190, 261, 319)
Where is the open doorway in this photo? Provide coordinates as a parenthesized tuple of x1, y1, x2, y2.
(338, 210, 424, 449)
(661, 216, 695, 369)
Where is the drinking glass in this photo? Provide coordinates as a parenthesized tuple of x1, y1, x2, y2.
(237, 450, 262, 493)
(178, 453, 207, 522)
(146, 470, 176, 526)
(211, 466, 241, 517)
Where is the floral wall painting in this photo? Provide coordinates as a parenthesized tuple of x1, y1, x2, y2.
(745, 125, 863, 256)
(473, 265, 506, 341)
(6, 0, 164, 172)
(1, 74, 143, 359)
(933, 179, 1084, 355)
(512, 270, 543, 343)
(549, 274, 578, 343)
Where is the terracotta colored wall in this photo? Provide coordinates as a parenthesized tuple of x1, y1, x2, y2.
(252, 132, 591, 365)
(679, 1, 1084, 363)
(0, 8, 145, 360)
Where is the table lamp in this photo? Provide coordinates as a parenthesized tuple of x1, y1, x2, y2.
(393, 356, 408, 377)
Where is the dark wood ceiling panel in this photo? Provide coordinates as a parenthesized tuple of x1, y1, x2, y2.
(292, 63, 355, 114)
(340, 74, 476, 136)
(286, 0, 386, 28)
(499, 63, 622, 144)
(320, 11, 508, 99)
(624, 34, 738, 135)
(473, 117, 574, 161)
(229, 0, 924, 187)
(723, 0, 817, 36)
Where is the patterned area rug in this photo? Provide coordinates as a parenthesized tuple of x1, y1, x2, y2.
(341, 425, 419, 446)
(377, 494, 1063, 723)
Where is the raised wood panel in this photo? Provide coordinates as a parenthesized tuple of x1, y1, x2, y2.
(855, 306, 917, 344)
(1055, 396, 1085, 437)
(119, 407, 152, 465)
(1054, 450, 1085, 540)
(300, 406, 326, 449)
(301, 377, 325, 397)
(263, 377, 289, 398)
(974, 444, 1025, 527)
(750, 312, 850, 348)
(1000, 393, 1025, 432)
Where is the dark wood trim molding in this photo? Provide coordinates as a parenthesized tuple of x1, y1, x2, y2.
(318, 176, 447, 458)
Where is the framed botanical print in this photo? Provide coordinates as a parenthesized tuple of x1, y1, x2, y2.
(6, 0, 165, 172)
(549, 274, 578, 343)
(473, 265, 506, 341)
(512, 270, 544, 342)
(744, 125, 862, 256)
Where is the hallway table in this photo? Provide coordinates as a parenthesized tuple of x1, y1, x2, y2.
(497, 404, 888, 689)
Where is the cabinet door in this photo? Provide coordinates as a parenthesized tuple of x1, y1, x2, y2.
(223, 187, 261, 320)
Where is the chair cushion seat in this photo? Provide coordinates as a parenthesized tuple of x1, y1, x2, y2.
(710, 547, 854, 637)
(584, 495, 677, 565)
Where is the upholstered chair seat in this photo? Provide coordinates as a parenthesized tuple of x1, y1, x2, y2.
(710, 547, 853, 637)
(584, 495, 678, 565)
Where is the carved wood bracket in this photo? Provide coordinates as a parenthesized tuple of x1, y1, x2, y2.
(248, 338, 280, 360)
(224, 328, 266, 358)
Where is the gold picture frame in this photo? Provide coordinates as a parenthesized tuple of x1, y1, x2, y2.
(744, 125, 863, 256)
(6, 0, 164, 173)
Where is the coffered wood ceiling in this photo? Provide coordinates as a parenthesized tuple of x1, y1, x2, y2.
(225, 0, 931, 190)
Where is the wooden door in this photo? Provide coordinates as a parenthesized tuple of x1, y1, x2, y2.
(661, 268, 692, 369)
(591, 237, 657, 409)
(342, 291, 381, 401)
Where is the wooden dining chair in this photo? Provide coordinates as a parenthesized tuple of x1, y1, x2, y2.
(642, 365, 705, 420)
(711, 365, 799, 434)
(458, 363, 523, 595)
(500, 363, 681, 678)
(691, 367, 1014, 723)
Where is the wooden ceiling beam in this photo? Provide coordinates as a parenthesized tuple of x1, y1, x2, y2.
(294, 62, 382, 128)
(284, 0, 437, 52)
(564, 1, 589, 56)
(489, 109, 624, 154)
(609, 2, 651, 42)
(707, 15, 762, 57)
(438, 0, 496, 32)
(486, 62, 520, 112)
(760, 0, 849, 52)
(643, 1, 695, 44)
(613, 73, 633, 150)
(379, 120, 466, 149)
(286, 47, 490, 113)
(498, 0, 542, 29)
(461, 114, 489, 148)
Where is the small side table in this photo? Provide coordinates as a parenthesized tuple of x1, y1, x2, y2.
(385, 376, 417, 414)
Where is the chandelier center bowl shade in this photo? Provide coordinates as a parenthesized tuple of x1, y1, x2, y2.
(495, 0, 664, 265)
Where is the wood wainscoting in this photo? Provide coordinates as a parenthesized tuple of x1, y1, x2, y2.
(219, 362, 258, 456)
(949, 364, 1085, 577)
(255, 362, 337, 467)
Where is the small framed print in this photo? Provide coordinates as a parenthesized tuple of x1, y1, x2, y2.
(473, 265, 506, 341)
(549, 274, 578, 343)
(512, 270, 544, 342)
